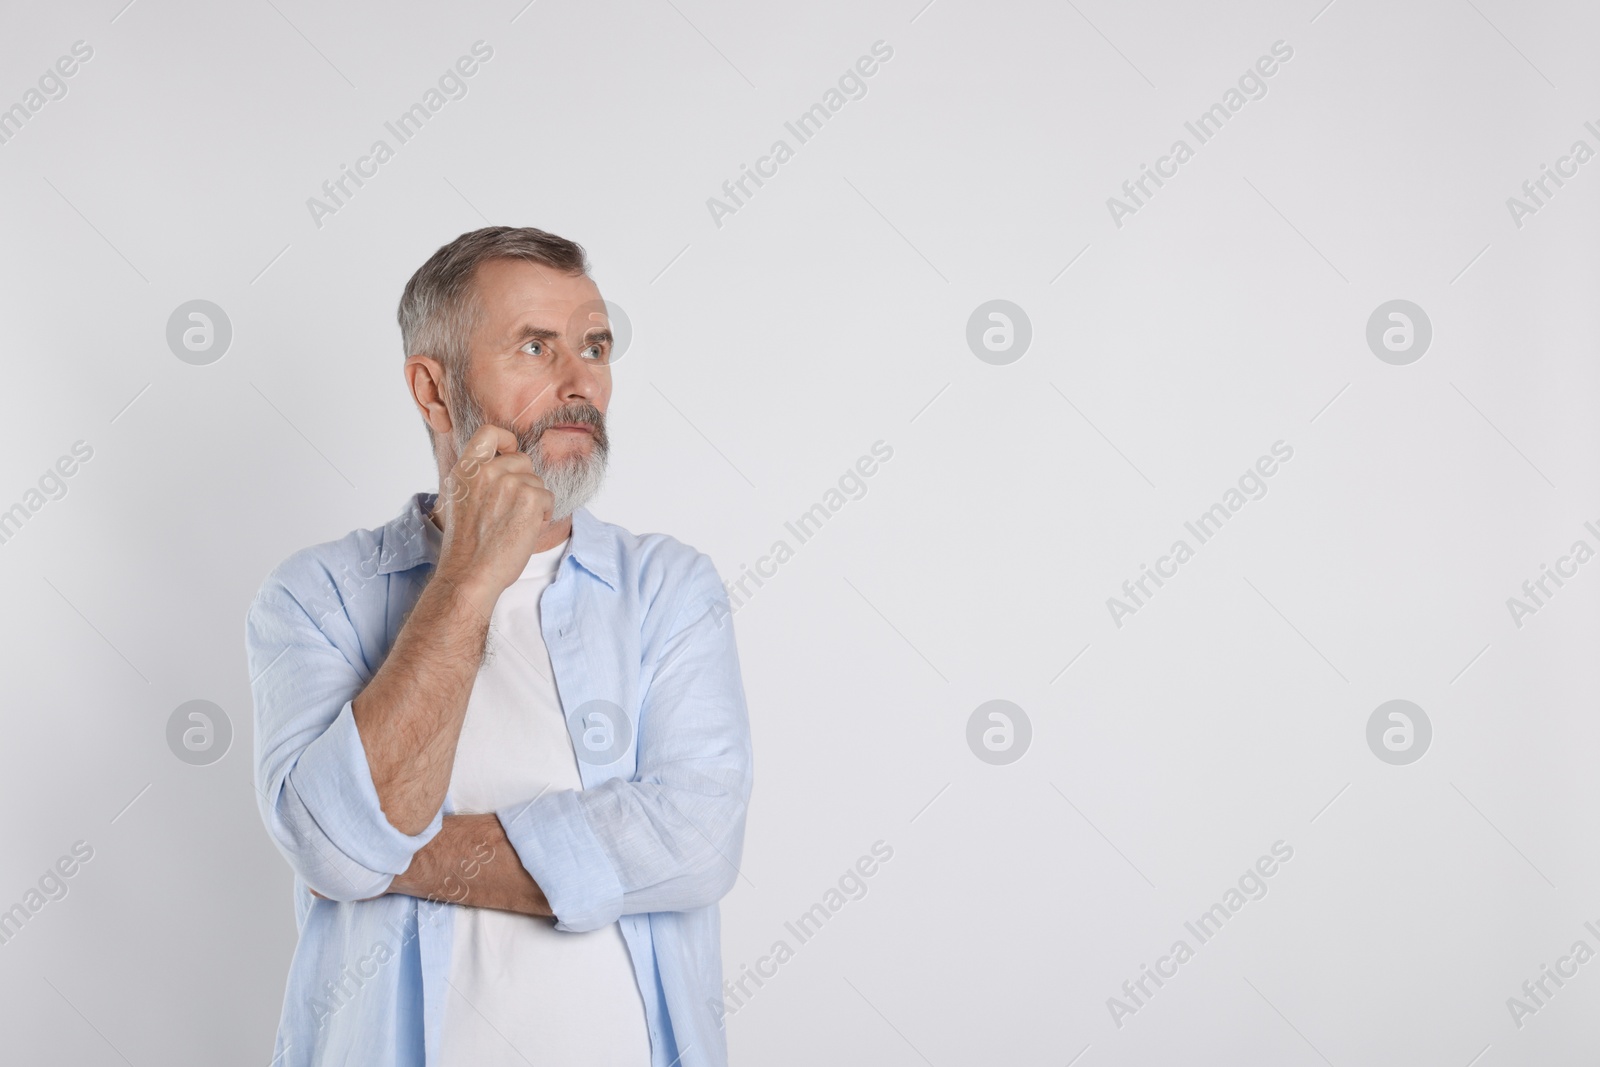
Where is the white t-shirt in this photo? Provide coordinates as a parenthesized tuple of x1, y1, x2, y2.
(438, 537, 652, 1066)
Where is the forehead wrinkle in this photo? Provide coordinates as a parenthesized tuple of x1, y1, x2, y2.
(493, 318, 561, 353)
(504, 319, 612, 349)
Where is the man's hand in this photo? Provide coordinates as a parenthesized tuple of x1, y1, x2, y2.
(435, 424, 553, 616)
(308, 814, 552, 918)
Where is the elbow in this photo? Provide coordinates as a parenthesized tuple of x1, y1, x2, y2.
(690, 796, 749, 907)
(298, 840, 396, 901)
(702, 860, 740, 906)
(258, 777, 404, 902)
(268, 820, 397, 902)
(304, 868, 394, 903)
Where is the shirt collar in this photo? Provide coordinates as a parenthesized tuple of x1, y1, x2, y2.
(376, 492, 619, 591)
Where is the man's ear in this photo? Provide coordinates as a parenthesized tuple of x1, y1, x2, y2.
(404, 355, 454, 438)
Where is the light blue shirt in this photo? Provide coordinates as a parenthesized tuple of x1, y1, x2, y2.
(245, 492, 753, 1067)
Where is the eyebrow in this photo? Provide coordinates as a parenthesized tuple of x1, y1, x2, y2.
(510, 323, 612, 347)
(511, 324, 559, 344)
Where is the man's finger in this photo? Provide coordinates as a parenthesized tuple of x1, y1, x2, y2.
(501, 476, 554, 514)
(488, 449, 535, 474)
(465, 423, 519, 462)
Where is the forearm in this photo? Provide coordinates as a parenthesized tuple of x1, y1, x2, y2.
(388, 813, 551, 917)
(351, 575, 495, 835)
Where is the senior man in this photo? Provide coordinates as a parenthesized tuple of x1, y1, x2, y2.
(245, 226, 753, 1067)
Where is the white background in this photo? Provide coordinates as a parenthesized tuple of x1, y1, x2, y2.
(0, 0, 1597, 1064)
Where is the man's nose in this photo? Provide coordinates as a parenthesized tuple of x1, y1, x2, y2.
(553, 334, 608, 399)
(553, 344, 603, 403)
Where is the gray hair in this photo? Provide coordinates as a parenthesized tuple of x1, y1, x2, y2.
(396, 225, 590, 455)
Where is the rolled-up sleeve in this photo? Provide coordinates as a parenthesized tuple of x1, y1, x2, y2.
(247, 575, 443, 901)
(497, 553, 753, 932)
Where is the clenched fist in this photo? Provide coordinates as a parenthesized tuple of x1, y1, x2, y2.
(433, 424, 552, 614)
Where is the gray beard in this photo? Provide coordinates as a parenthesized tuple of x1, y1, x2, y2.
(446, 379, 609, 522)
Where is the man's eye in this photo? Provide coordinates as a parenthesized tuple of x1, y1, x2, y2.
(582, 343, 606, 361)
(521, 339, 544, 356)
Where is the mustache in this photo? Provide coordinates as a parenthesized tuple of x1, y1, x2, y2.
(516, 401, 608, 454)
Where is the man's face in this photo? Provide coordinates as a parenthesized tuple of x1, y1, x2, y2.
(444, 259, 614, 520)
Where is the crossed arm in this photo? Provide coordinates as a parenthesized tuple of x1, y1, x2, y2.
(250, 537, 751, 928)
(316, 541, 554, 916)
(312, 812, 553, 917)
